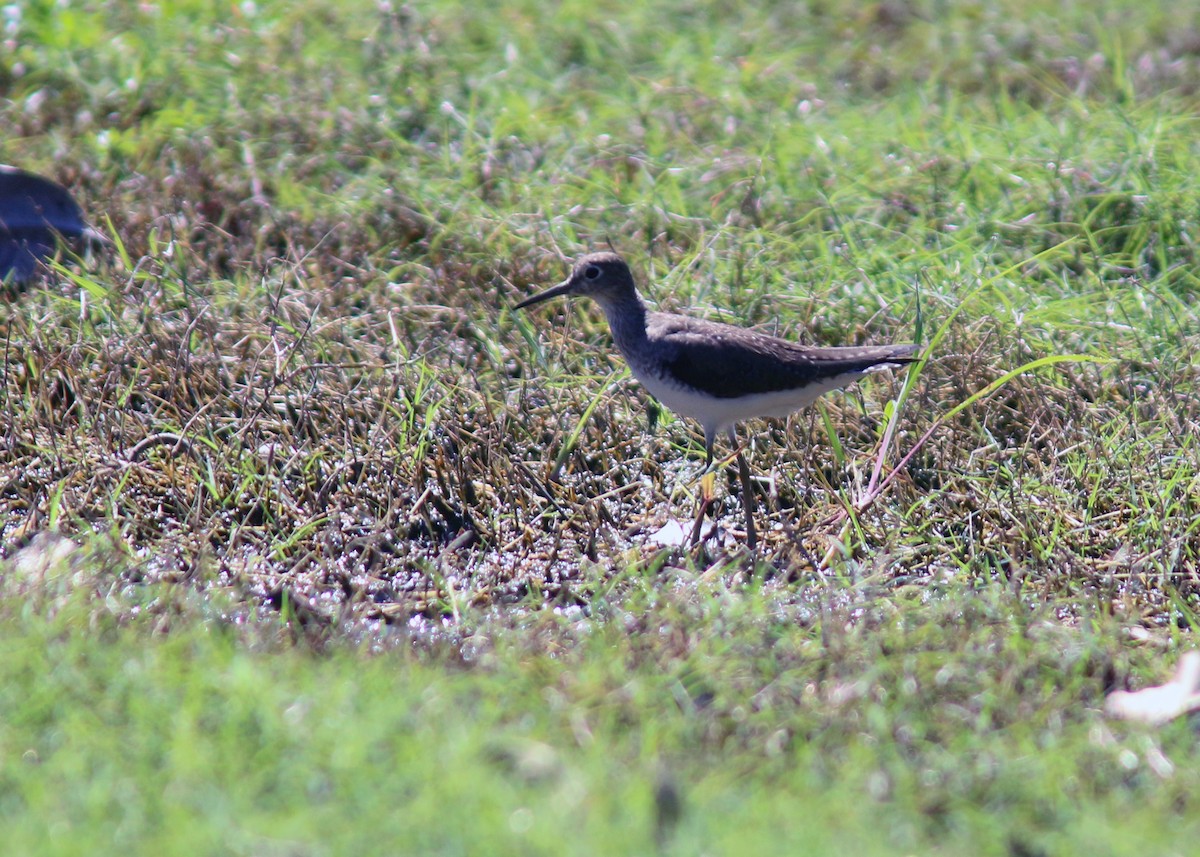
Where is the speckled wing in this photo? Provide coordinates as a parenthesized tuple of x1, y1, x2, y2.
(649, 314, 917, 399)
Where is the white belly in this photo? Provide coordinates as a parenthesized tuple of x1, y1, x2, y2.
(635, 368, 866, 433)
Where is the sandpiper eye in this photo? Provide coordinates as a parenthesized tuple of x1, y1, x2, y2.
(584, 265, 601, 280)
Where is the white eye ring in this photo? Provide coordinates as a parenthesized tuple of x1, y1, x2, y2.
(584, 265, 601, 279)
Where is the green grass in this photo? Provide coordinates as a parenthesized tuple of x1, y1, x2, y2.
(5, 0, 1200, 852)
(4, 565, 1199, 856)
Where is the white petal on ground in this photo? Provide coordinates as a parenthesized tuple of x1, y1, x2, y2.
(1106, 650, 1200, 726)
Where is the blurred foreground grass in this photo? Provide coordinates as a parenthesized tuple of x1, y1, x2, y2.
(3, 566, 1198, 856)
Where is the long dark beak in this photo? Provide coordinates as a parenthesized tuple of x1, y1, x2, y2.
(514, 278, 574, 310)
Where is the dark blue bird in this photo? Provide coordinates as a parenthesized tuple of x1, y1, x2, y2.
(0, 166, 91, 284)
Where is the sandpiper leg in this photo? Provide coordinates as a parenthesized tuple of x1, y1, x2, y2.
(735, 451, 758, 549)
(688, 470, 716, 547)
(729, 428, 758, 549)
(688, 431, 719, 547)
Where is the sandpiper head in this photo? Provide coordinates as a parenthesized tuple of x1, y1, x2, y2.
(515, 251, 637, 310)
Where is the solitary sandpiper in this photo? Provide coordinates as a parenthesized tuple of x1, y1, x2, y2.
(516, 251, 919, 549)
